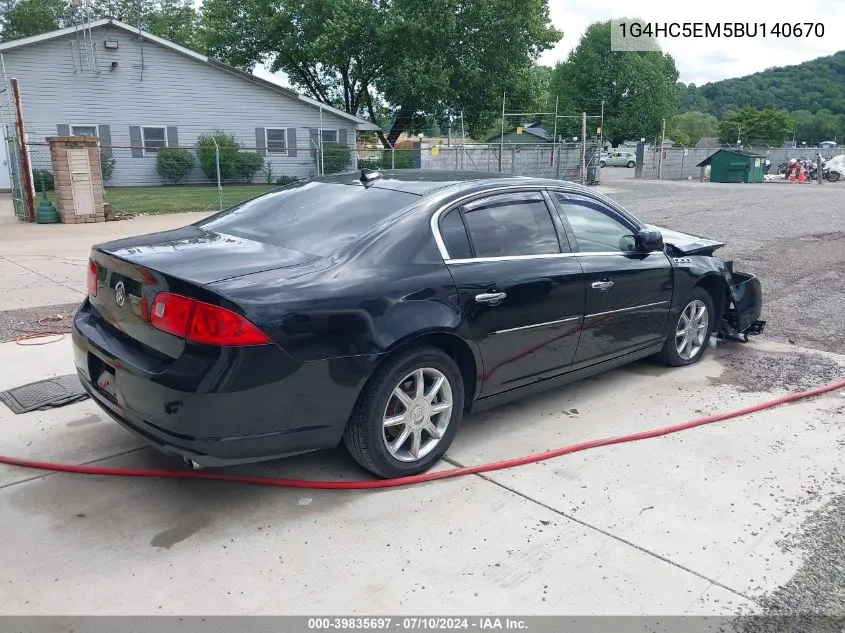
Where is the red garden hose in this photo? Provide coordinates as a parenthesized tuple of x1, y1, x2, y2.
(1, 378, 844, 490)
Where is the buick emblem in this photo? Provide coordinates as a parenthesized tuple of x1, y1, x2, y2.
(114, 281, 126, 307)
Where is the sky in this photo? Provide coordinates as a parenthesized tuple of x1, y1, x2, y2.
(251, 0, 844, 89)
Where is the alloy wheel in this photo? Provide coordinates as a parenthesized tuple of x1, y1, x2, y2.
(675, 299, 709, 360)
(382, 367, 453, 463)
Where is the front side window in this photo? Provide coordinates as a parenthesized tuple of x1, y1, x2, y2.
(266, 128, 287, 153)
(142, 127, 167, 154)
(461, 192, 560, 258)
(554, 194, 637, 253)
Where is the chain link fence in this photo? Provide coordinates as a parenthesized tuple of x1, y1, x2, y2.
(415, 142, 602, 183)
(24, 140, 363, 216)
(639, 145, 845, 181)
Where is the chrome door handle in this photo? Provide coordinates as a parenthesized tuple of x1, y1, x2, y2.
(475, 292, 507, 304)
(591, 280, 614, 291)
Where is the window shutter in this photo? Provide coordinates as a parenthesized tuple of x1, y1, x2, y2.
(166, 126, 179, 148)
(98, 125, 112, 158)
(286, 128, 297, 157)
(129, 126, 143, 158)
(57, 124, 70, 136)
(255, 128, 266, 156)
(338, 129, 347, 146)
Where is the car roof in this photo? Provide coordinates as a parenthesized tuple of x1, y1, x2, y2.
(314, 169, 593, 197)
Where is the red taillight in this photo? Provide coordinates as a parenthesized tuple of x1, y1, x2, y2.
(150, 292, 271, 346)
(87, 260, 98, 297)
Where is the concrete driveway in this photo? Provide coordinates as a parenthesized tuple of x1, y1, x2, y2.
(0, 210, 210, 312)
(1, 334, 843, 615)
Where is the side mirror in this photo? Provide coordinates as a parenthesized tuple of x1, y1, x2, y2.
(635, 229, 664, 252)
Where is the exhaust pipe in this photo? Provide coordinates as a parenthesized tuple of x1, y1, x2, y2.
(183, 458, 202, 470)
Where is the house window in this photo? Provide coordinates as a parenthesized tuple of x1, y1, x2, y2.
(266, 128, 287, 153)
(142, 127, 167, 154)
(71, 125, 98, 137)
(321, 129, 338, 144)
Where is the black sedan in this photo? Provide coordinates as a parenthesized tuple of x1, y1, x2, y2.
(72, 170, 765, 478)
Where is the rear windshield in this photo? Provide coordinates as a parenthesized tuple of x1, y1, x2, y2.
(195, 181, 419, 257)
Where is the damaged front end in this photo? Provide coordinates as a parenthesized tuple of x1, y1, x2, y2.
(718, 261, 767, 342)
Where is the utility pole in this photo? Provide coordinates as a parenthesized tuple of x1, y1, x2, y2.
(11, 78, 35, 223)
(580, 112, 587, 185)
(658, 118, 666, 180)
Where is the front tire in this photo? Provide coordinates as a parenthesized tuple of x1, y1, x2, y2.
(827, 171, 840, 182)
(599, 161, 606, 168)
(656, 288, 714, 367)
(343, 347, 464, 478)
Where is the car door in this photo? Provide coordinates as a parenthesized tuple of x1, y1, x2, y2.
(549, 191, 674, 366)
(437, 190, 586, 397)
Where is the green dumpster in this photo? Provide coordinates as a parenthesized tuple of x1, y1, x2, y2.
(697, 149, 766, 183)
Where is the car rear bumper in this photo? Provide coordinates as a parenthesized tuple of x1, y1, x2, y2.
(720, 271, 765, 338)
(72, 301, 370, 467)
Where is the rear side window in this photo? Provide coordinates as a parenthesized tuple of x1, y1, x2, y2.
(461, 192, 560, 258)
(438, 208, 473, 259)
(196, 182, 418, 257)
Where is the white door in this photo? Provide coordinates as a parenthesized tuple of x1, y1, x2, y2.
(68, 148, 95, 216)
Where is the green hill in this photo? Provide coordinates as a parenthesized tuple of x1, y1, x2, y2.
(680, 51, 845, 117)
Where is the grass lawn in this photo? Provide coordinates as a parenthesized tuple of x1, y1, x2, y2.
(46, 185, 277, 215)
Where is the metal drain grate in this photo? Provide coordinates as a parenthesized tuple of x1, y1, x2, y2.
(0, 374, 89, 414)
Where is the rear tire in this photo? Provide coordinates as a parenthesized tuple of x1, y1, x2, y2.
(627, 161, 636, 168)
(343, 347, 464, 478)
(827, 171, 840, 182)
(655, 288, 715, 367)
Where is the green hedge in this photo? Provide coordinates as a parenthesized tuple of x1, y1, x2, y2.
(155, 148, 195, 184)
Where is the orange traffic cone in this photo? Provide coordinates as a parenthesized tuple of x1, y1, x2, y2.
(789, 169, 796, 183)
(798, 167, 805, 183)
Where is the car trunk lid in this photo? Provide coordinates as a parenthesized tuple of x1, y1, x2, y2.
(88, 226, 320, 357)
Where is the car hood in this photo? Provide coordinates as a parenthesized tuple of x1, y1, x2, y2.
(643, 224, 725, 256)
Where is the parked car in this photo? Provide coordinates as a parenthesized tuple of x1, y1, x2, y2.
(600, 151, 637, 168)
(73, 171, 765, 478)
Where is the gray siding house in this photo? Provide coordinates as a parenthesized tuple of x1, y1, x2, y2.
(0, 18, 378, 186)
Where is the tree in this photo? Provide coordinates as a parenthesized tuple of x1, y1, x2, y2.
(2, 0, 75, 40)
(200, 0, 561, 145)
(548, 19, 681, 145)
(669, 111, 717, 145)
(717, 107, 794, 146)
(1, 0, 200, 48)
(685, 51, 845, 118)
(791, 109, 844, 145)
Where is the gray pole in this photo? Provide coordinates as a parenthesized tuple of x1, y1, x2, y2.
(212, 137, 223, 211)
(460, 110, 466, 170)
(600, 100, 605, 149)
(658, 118, 666, 180)
(498, 92, 505, 172)
(551, 96, 558, 167)
(580, 112, 586, 185)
